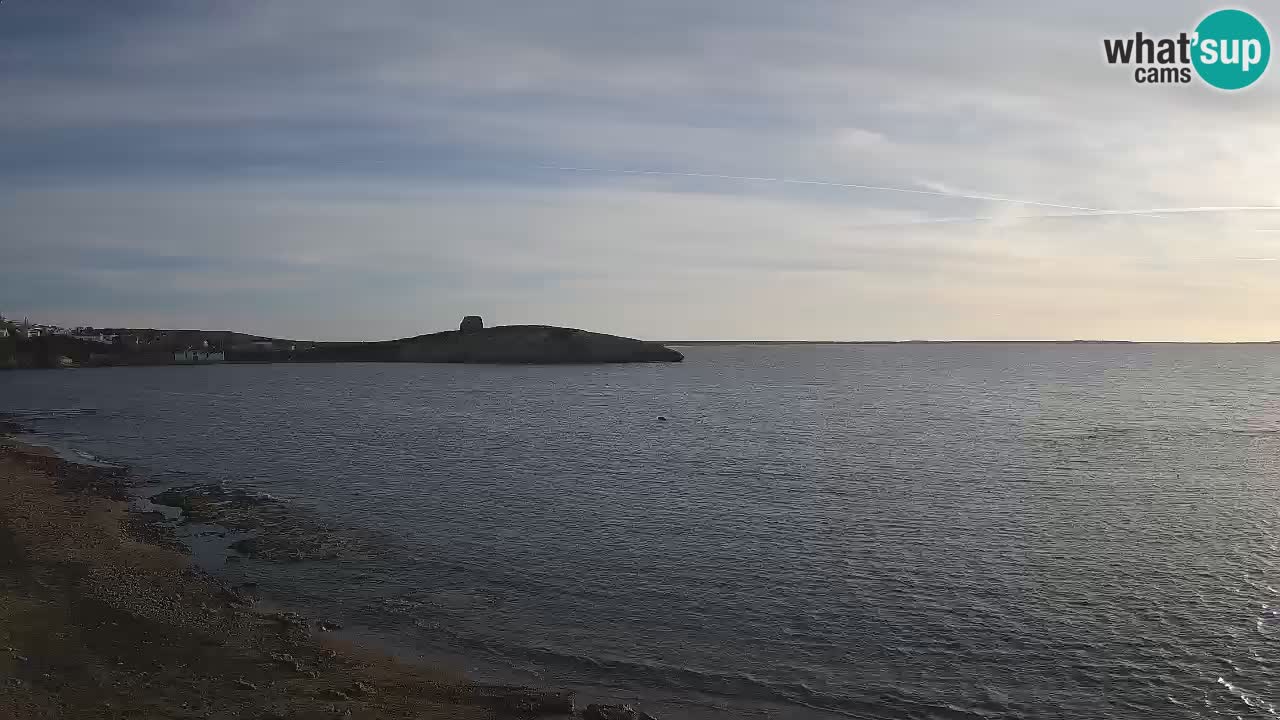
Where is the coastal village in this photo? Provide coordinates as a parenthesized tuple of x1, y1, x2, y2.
(0, 312, 281, 368)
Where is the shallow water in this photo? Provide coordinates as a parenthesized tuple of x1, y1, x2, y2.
(5, 344, 1280, 719)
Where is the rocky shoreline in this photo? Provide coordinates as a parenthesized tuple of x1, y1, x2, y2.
(0, 430, 659, 719)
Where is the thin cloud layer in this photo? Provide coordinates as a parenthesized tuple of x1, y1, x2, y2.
(2, 0, 1278, 340)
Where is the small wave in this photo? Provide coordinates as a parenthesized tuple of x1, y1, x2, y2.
(360, 620, 1014, 719)
(1255, 605, 1280, 639)
(505, 644, 1013, 719)
(1030, 425, 1148, 443)
(7, 432, 121, 468)
(1208, 426, 1280, 438)
(1, 408, 99, 422)
(1216, 676, 1278, 715)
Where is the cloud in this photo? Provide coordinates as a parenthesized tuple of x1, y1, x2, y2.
(2, 0, 1279, 340)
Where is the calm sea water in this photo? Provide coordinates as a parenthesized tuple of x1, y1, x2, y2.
(5, 344, 1280, 719)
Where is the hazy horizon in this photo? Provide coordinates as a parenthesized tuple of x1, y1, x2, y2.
(4, 1, 1280, 342)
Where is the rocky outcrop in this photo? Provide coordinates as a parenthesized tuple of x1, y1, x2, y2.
(463, 685, 575, 716)
(289, 325, 683, 364)
(459, 315, 484, 332)
(582, 703, 659, 720)
(392, 325, 683, 364)
(149, 484, 367, 563)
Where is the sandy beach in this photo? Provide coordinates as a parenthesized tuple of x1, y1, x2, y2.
(0, 438, 575, 720)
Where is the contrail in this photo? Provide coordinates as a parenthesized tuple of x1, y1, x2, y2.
(1045, 206, 1280, 217)
(539, 165, 1280, 264)
(538, 165, 1280, 226)
(846, 206, 1280, 229)
(538, 165, 1106, 213)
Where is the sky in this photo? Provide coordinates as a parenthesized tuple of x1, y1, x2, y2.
(3, 1, 1280, 342)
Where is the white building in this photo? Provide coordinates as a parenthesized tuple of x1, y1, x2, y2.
(26, 325, 69, 338)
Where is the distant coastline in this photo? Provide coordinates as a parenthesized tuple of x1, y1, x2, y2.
(7, 318, 1278, 371)
(1, 317, 683, 369)
(665, 339, 1280, 345)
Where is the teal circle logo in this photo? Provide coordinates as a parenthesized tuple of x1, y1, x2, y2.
(1192, 9, 1270, 89)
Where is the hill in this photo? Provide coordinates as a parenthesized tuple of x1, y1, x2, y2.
(0, 322, 683, 367)
(236, 325, 684, 364)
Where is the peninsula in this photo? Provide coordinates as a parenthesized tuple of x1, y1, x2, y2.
(0, 316, 684, 368)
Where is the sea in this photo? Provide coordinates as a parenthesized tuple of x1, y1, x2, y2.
(4, 343, 1280, 719)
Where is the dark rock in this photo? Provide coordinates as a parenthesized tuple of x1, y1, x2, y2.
(317, 620, 342, 632)
(266, 610, 308, 628)
(265, 651, 310, 672)
(268, 652, 295, 666)
(468, 684, 574, 716)
(582, 704, 658, 720)
(150, 489, 194, 515)
(229, 537, 260, 556)
(459, 315, 484, 332)
(225, 531, 344, 563)
(150, 484, 281, 525)
(218, 582, 257, 607)
(349, 680, 374, 697)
